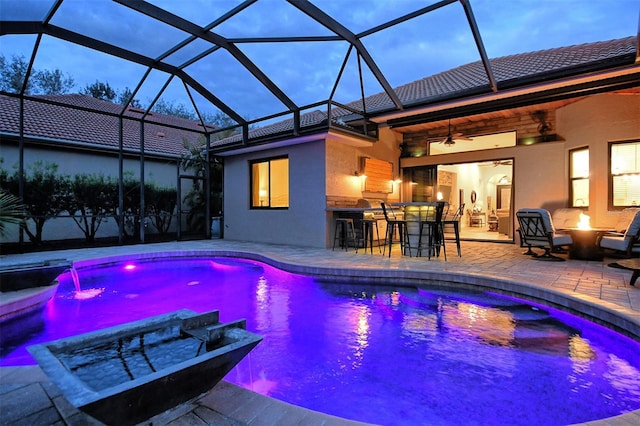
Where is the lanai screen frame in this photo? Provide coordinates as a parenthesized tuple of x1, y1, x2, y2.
(0, 0, 498, 248)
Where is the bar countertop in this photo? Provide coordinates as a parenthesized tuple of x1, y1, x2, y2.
(326, 207, 382, 212)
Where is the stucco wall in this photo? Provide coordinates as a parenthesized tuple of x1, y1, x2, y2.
(557, 93, 640, 227)
(401, 141, 565, 211)
(1, 145, 177, 187)
(223, 140, 327, 247)
(1, 144, 180, 242)
(326, 127, 403, 205)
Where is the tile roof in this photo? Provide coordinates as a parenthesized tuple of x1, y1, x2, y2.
(348, 36, 638, 113)
(1, 37, 637, 153)
(0, 94, 212, 157)
(218, 37, 637, 145)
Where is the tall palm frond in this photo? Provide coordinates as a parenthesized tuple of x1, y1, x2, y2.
(0, 191, 26, 237)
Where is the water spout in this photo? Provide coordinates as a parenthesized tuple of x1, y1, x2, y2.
(70, 267, 104, 300)
(70, 267, 81, 292)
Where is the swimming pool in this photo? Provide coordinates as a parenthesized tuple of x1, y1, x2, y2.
(1, 256, 639, 425)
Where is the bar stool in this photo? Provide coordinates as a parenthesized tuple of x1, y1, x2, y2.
(361, 216, 381, 254)
(381, 202, 411, 257)
(417, 202, 446, 260)
(333, 218, 358, 252)
(443, 203, 463, 257)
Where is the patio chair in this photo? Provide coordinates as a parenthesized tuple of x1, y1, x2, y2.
(599, 209, 640, 258)
(515, 208, 573, 261)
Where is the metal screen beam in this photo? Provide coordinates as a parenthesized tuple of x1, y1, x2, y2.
(2, 21, 245, 125)
(287, 0, 404, 111)
(115, 0, 298, 112)
(460, 0, 497, 92)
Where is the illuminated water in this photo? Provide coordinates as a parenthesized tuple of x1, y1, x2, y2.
(1, 257, 639, 425)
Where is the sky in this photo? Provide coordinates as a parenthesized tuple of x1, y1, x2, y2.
(1, 0, 638, 125)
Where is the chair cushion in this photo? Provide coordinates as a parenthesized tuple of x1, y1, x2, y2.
(600, 235, 630, 251)
(623, 210, 640, 239)
(551, 234, 573, 246)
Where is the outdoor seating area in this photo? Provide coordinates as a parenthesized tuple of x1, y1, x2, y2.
(515, 207, 640, 262)
(332, 202, 457, 260)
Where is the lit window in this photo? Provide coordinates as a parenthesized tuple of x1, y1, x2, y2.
(251, 157, 289, 208)
(610, 141, 640, 208)
(570, 147, 589, 207)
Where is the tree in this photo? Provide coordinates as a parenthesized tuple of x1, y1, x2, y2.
(33, 68, 74, 94)
(0, 54, 33, 93)
(153, 99, 195, 120)
(63, 173, 116, 242)
(82, 80, 117, 101)
(180, 137, 208, 233)
(180, 135, 224, 232)
(146, 185, 177, 235)
(3, 161, 73, 244)
(0, 54, 74, 94)
(117, 87, 143, 108)
(201, 111, 240, 141)
(81, 81, 143, 108)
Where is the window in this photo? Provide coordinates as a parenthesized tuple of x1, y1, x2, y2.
(570, 147, 589, 207)
(251, 157, 289, 208)
(610, 141, 640, 208)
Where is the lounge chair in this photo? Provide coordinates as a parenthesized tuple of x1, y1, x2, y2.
(599, 209, 640, 257)
(516, 208, 573, 261)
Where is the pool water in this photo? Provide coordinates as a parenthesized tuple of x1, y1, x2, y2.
(1, 257, 639, 425)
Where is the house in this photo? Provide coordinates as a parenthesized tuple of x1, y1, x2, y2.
(214, 36, 640, 248)
(1, 37, 639, 249)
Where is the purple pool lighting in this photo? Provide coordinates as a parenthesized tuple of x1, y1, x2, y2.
(1, 257, 639, 425)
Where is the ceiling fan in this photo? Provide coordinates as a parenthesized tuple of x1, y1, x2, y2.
(429, 119, 473, 146)
(493, 159, 513, 167)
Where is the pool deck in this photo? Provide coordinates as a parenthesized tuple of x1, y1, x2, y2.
(1, 239, 639, 425)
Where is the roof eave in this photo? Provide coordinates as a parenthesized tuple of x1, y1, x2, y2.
(211, 126, 376, 156)
(384, 62, 640, 128)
